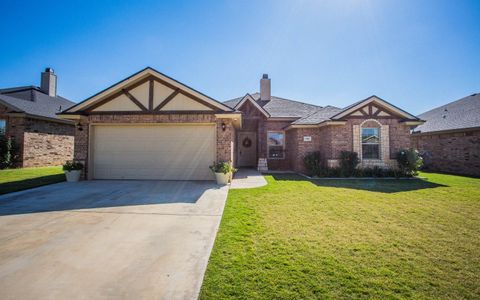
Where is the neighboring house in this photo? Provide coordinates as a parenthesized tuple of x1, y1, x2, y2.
(411, 93, 480, 177)
(0, 68, 76, 167)
(59, 67, 422, 180)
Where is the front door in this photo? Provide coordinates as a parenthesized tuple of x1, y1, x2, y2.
(237, 132, 257, 167)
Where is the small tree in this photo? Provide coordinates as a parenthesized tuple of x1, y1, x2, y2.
(339, 151, 359, 177)
(0, 136, 19, 169)
(396, 149, 423, 177)
(303, 151, 323, 176)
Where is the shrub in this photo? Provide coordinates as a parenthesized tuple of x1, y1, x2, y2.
(339, 151, 359, 177)
(63, 161, 84, 171)
(396, 149, 423, 177)
(0, 136, 19, 169)
(303, 151, 323, 176)
(210, 161, 236, 174)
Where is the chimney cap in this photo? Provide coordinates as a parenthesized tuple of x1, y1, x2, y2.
(262, 74, 268, 79)
(45, 67, 54, 73)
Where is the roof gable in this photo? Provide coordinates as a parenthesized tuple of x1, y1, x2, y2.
(64, 67, 233, 113)
(225, 92, 320, 118)
(331, 95, 419, 120)
(234, 94, 270, 117)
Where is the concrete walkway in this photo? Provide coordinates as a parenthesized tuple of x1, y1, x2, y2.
(230, 168, 267, 189)
(0, 180, 228, 300)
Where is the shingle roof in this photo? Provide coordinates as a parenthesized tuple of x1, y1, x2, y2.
(291, 106, 342, 124)
(413, 93, 480, 133)
(0, 86, 75, 122)
(224, 92, 321, 118)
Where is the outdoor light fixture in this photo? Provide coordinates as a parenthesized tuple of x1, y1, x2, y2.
(77, 123, 83, 131)
(221, 122, 226, 131)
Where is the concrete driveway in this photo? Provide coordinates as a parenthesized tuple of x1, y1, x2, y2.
(0, 180, 228, 300)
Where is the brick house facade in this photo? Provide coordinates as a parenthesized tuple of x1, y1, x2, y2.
(60, 68, 421, 180)
(411, 93, 480, 177)
(0, 104, 74, 167)
(73, 113, 235, 179)
(60, 67, 240, 180)
(228, 84, 422, 174)
(282, 117, 412, 174)
(0, 69, 75, 168)
(411, 129, 480, 177)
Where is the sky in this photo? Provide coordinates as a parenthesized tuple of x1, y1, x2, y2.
(0, 0, 479, 115)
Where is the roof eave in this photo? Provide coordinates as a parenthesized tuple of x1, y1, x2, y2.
(331, 95, 419, 120)
(8, 112, 75, 124)
(286, 120, 346, 130)
(412, 126, 480, 136)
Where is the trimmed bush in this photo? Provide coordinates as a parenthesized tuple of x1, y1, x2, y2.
(210, 161, 236, 174)
(339, 151, 359, 177)
(63, 161, 84, 171)
(396, 149, 423, 177)
(0, 136, 19, 169)
(303, 151, 323, 176)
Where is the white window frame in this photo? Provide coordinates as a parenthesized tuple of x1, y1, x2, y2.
(361, 127, 380, 160)
(267, 131, 285, 159)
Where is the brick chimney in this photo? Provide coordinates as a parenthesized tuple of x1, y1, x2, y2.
(41, 67, 57, 97)
(260, 74, 271, 101)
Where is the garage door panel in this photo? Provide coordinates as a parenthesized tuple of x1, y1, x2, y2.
(92, 125, 215, 180)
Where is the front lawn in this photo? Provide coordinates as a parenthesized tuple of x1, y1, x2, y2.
(201, 173, 480, 299)
(0, 166, 65, 195)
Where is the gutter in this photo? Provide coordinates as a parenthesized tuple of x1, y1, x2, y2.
(7, 112, 75, 125)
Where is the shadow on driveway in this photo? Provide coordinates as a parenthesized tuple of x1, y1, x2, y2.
(0, 180, 220, 216)
(269, 174, 447, 193)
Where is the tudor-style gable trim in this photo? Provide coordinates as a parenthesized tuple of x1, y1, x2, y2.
(331, 95, 420, 121)
(234, 93, 270, 118)
(62, 67, 233, 113)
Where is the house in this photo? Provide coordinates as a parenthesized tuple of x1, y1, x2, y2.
(0, 68, 76, 167)
(411, 93, 480, 177)
(59, 67, 423, 180)
(225, 74, 424, 173)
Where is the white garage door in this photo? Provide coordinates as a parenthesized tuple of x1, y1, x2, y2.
(92, 124, 215, 180)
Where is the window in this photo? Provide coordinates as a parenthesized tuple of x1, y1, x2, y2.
(0, 119, 5, 136)
(267, 131, 285, 159)
(362, 127, 380, 159)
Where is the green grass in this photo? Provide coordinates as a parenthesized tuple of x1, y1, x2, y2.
(0, 166, 65, 195)
(200, 173, 480, 299)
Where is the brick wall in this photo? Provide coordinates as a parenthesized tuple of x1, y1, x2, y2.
(286, 117, 411, 171)
(287, 128, 322, 173)
(1, 104, 74, 167)
(411, 129, 480, 177)
(74, 113, 234, 179)
(22, 118, 74, 167)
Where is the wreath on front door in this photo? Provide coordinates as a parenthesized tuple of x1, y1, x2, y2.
(242, 137, 252, 148)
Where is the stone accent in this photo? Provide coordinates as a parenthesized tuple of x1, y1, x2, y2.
(73, 113, 234, 179)
(353, 125, 360, 154)
(327, 159, 339, 168)
(257, 158, 268, 171)
(411, 129, 480, 177)
(380, 125, 390, 162)
(352, 120, 394, 168)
